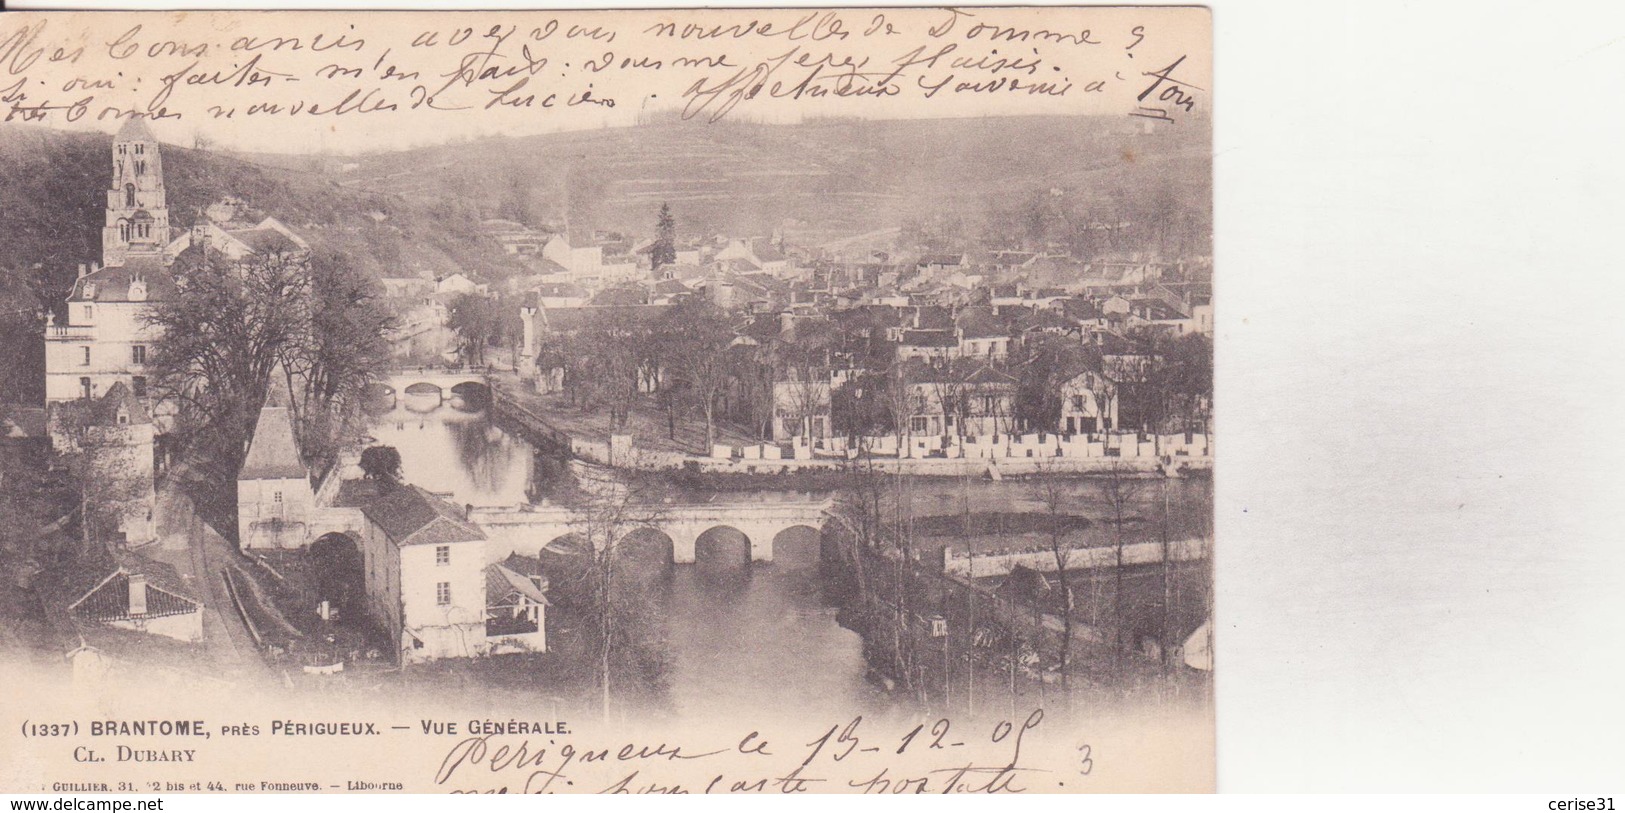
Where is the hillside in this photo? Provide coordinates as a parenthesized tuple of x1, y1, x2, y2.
(0, 125, 531, 300)
(0, 124, 531, 403)
(328, 114, 1212, 252)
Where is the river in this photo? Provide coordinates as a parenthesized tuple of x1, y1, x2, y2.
(364, 395, 1210, 718)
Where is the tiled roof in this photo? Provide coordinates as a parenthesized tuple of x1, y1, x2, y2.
(900, 329, 957, 348)
(750, 239, 786, 263)
(360, 485, 486, 547)
(115, 115, 157, 142)
(231, 228, 302, 255)
(955, 306, 1008, 339)
(486, 562, 550, 607)
(239, 406, 305, 480)
(68, 256, 176, 303)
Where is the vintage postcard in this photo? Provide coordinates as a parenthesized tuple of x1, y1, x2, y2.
(0, 7, 1213, 794)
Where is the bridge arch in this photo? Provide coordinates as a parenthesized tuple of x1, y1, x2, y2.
(402, 382, 443, 411)
(540, 531, 588, 557)
(694, 525, 753, 571)
(448, 381, 492, 410)
(770, 524, 823, 567)
(618, 526, 675, 567)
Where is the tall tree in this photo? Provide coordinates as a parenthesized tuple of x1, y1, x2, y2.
(1035, 460, 1078, 701)
(146, 249, 311, 484)
(659, 298, 734, 451)
(358, 445, 403, 483)
(446, 293, 497, 366)
(285, 250, 395, 468)
(651, 203, 677, 273)
(557, 462, 668, 720)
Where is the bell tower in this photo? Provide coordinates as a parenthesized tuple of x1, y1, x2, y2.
(102, 116, 170, 268)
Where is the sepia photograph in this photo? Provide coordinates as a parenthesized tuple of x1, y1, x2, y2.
(0, 7, 1214, 794)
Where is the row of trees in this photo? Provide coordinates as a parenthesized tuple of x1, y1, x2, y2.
(533, 297, 1212, 453)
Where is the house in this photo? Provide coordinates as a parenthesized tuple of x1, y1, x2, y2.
(36, 551, 203, 643)
(380, 273, 435, 300)
(237, 381, 313, 550)
(44, 258, 173, 405)
(1057, 368, 1119, 435)
(484, 552, 549, 655)
(899, 361, 1018, 441)
(481, 218, 551, 256)
(436, 272, 488, 297)
(357, 484, 489, 664)
(542, 234, 603, 280)
(770, 374, 832, 442)
(1190, 299, 1213, 336)
(917, 254, 966, 273)
(895, 329, 958, 362)
(955, 306, 1013, 361)
(0, 405, 48, 451)
(714, 238, 790, 275)
(48, 382, 156, 546)
(168, 215, 310, 263)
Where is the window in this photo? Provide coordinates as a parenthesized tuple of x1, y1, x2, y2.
(81, 346, 91, 366)
(124, 184, 136, 207)
(79, 377, 91, 399)
(119, 221, 130, 241)
(135, 143, 144, 155)
(436, 582, 452, 606)
(435, 545, 450, 566)
(910, 416, 930, 435)
(1072, 395, 1086, 412)
(82, 305, 93, 321)
(131, 376, 146, 397)
(131, 345, 146, 364)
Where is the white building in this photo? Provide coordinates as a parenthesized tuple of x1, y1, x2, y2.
(357, 485, 491, 664)
(237, 386, 314, 551)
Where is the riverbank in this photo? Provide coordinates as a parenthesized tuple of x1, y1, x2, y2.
(492, 379, 1212, 481)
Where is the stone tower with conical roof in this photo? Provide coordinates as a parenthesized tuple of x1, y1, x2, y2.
(102, 116, 171, 267)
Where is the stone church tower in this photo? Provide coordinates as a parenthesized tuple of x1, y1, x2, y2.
(45, 117, 174, 405)
(101, 116, 171, 268)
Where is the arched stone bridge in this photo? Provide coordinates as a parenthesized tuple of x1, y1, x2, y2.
(376, 367, 493, 405)
(468, 497, 834, 564)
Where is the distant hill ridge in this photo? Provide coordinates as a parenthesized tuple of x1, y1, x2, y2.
(324, 114, 1212, 246)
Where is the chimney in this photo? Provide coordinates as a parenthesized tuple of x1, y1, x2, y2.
(128, 572, 148, 616)
(91, 261, 100, 274)
(77, 263, 87, 278)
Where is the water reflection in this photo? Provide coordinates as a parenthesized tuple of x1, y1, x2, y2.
(362, 402, 1209, 719)
(364, 399, 532, 506)
(660, 528, 881, 718)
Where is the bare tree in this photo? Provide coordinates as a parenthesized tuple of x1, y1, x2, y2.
(780, 369, 830, 442)
(1034, 459, 1077, 700)
(49, 398, 148, 554)
(559, 458, 670, 720)
(1098, 460, 1144, 671)
(146, 248, 312, 485)
(882, 362, 918, 452)
(659, 299, 734, 450)
(284, 250, 395, 470)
